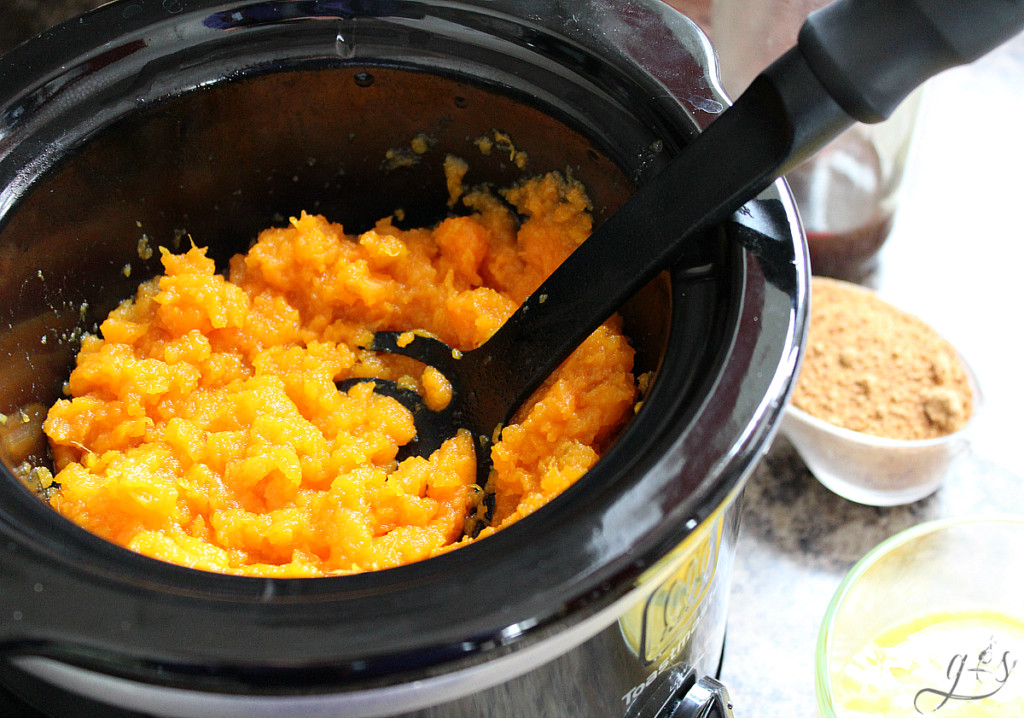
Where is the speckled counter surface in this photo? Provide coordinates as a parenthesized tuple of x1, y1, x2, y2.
(3, 3, 1024, 718)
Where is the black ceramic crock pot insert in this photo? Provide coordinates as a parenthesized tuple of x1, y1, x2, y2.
(0, 1, 807, 715)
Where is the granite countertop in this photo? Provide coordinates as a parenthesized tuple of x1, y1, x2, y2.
(2, 3, 1023, 717)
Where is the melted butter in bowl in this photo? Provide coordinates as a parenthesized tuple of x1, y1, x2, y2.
(833, 609, 1024, 717)
(817, 517, 1024, 718)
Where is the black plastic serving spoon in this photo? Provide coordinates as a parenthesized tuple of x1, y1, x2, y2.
(348, 0, 1024, 497)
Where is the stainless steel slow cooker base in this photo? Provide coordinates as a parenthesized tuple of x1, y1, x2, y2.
(0, 1, 806, 716)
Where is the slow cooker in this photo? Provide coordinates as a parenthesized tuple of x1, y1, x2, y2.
(0, 1, 807, 716)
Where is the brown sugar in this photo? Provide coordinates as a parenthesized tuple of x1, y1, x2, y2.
(791, 278, 973, 440)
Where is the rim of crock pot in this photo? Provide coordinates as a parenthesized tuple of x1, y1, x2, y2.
(0, 0, 808, 697)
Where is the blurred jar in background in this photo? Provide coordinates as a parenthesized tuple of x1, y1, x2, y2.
(709, 0, 921, 282)
(659, 0, 714, 35)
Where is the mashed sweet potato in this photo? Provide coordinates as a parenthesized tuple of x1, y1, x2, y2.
(43, 167, 637, 576)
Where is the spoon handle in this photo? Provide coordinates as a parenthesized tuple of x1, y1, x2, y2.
(476, 0, 1024, 430)
(474, 65, 832, 425)
(800, 0, 1024, 124)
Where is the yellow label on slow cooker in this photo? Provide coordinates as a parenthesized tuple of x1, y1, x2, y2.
(619, 510, 723, 664)
(833, 609, 1024, 717)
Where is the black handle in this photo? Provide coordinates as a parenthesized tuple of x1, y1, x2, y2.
(623, 665, 735, 718)
(800, 0, 1024, 122)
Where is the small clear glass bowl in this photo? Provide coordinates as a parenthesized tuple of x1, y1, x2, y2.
(816, 516, 1024, 718)
(781, 359, 979, 506)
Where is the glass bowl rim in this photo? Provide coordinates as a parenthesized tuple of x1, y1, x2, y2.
(814, 513, 1024, 717)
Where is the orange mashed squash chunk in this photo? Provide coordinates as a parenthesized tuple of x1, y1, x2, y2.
(43, 171, 637, 577)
